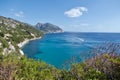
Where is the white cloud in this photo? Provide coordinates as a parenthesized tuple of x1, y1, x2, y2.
(10, 9, 25, 18)
(64, 7, 88, 18)
(80, 23, 89, 26)
(69, 23, 89, 27)
(10, 9, 14, 12)
(14, 11, 24, 18)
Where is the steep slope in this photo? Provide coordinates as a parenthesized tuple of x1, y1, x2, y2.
(35, 23, 63, 33)
(0, 16, 43, 55)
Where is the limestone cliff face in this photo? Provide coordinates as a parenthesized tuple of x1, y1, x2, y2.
(0, 16, 43, 55)
(35, 23, 63, 33)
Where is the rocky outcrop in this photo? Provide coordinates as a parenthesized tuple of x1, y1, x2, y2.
(35, 23, 63, 33)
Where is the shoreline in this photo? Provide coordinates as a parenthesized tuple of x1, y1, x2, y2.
(18, 37, 42, 55)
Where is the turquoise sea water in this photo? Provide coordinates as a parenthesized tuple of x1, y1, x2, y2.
(22, 32, 120, 68)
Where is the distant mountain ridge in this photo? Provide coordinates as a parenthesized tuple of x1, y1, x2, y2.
(35, 23, 63, 33)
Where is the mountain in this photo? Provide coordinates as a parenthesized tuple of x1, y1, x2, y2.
(35, 23, 63, 33)
(0, 16, 120, 80)
(0, 16, 43, 55)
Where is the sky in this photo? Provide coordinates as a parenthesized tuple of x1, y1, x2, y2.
(0, 0, 120, 32)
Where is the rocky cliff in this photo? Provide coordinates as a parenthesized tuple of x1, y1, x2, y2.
(0, 16, 43, 55)
(35, 23, 63, 33)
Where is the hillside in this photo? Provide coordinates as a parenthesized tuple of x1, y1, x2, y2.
(0, 16, 43, 55)
(0, 43, 120, 80)
(0, 16, 120, 80)
(35, 23, 63, 33)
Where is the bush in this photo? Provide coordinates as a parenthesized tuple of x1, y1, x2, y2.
(0, 32, 4, 37)
(0, 43, 120, 80)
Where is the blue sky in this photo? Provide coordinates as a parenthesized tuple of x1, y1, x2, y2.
(0, 0, 120, 32)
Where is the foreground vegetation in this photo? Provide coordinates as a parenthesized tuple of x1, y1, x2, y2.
(0, 53, 61, 80)
(0, 15, 120, 80)
(0, 43, 120, 80)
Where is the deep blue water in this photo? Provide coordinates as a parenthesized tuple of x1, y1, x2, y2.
(22, 32, 120, 68)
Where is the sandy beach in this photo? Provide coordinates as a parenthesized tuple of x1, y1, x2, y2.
(18, 37, 42, 55)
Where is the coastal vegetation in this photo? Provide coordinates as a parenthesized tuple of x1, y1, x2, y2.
(0, 16, 43, 55)
(0, 43, 120, 80)
(0, 16, 120, 80)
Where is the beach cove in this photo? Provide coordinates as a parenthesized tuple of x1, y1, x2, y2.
(18, 37, 42, 55)
(22, 32, 120, 68)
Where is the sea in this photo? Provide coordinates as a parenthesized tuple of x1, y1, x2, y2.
(22, 32, 120, 69)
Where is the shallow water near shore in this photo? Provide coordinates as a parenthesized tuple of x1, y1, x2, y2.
(22, 32, 120, 68)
